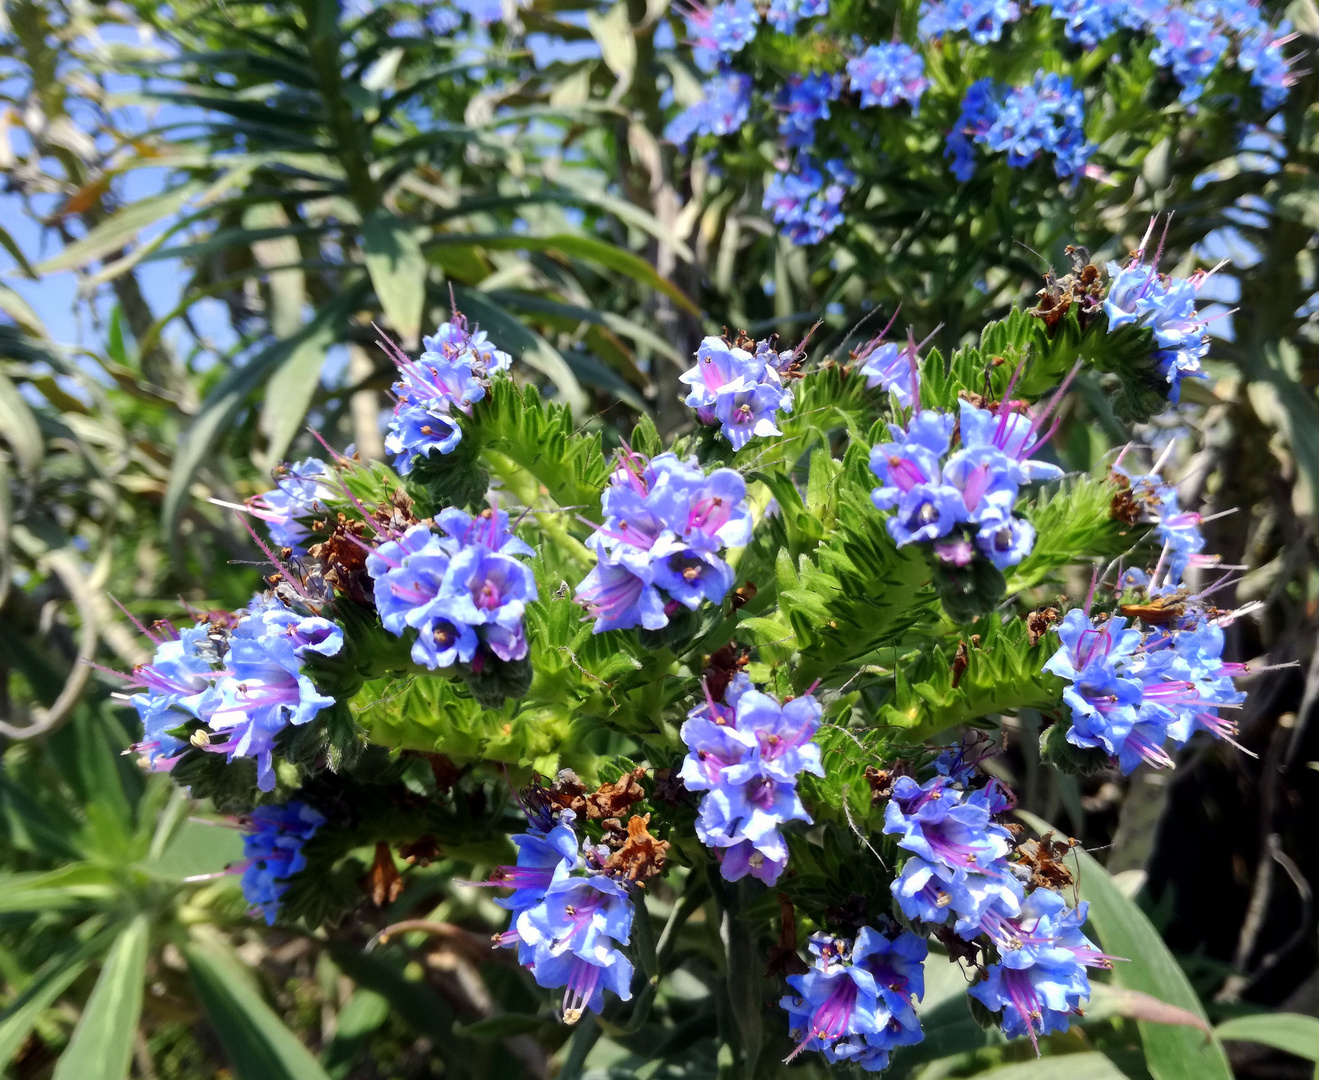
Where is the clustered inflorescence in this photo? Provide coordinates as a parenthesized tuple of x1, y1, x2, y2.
(128, 596, 342, 791)
(679, 676, 824, 885)
(118, 234, 1263, 1068)
(575, 448, 753, 632)
(382, 316, 512, 474)
(868, 392, 1064, 574)
(665, 0, 1294, 246)
(367, 509, 538, 670)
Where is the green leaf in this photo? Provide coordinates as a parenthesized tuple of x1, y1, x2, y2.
(162, 278, 366, 540)
(1215, 1014, 1319, 1063)
(1018, 812, 1233, 1080)
(974, 1052, 1130, 1080)
(51, 915, 150, 1080)
(0, 927, 109, 1068)
(362, 209, 428, 347)
(435, 233, 699, 315)
(453, 1013, 550, 1040)
(185, 939, 334, 1080)
(35, 184, 202, 274)
(0, 371, 44, 478)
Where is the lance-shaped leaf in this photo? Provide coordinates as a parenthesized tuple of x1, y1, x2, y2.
(162, 277, 367, 541)
(185, 939, 335, 1080)
(51, 915, 150, 1080)
(362, 209, 427, 348)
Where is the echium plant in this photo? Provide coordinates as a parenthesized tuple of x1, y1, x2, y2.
(665, 0, 1295, 247)
(117, 239, 1261, 1071)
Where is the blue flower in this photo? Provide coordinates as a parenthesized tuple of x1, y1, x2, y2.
(780, 926, 928, 1070)
(968, 889, 1110, 1050)
(868, 413, 967, 545)
(206, 634, 335, 791)
(577, 450, 752, 632)
(763, 156, 853, 245)
(1238, 25, 1295, 109)
(847, 44, 928, 111)
(777, 74, 842, 149)
(384, 405, 463, 476)
(1151, 8, 1228, 103)
(1102, 258, 1212, 402)
(946, 74, 1093, 181)
(766, 0, 828, 32)
(240, 801, 325, 924)
(680, 685, 823, 885)
(976, 518, 1036, 569)
(381, 317, 511, 474)
(366, 519, 536, 668)
(1039, 0, 1124, 47)
(248, 458, 335, 553)
(857, 341, 917, 408)
(129, 624, 219, 767)
(684, 0, 760, 72)
(665, 72, 753, 148)
(919, 0, 1021, 44)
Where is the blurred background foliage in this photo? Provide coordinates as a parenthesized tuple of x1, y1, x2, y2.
(1, 0, 1318, 1077)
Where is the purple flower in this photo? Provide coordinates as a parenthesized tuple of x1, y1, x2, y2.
(240, 801, 325, 924)
(766, 0, 828, 32)
(763, 156, 853, 245)
(1103, 258, 1212, 402)
(680, 685, 823, 885)
(968, 889, 1110, 1050)
(847, 44, 928, 111)
(576, 449, 754, 632)
(780, 926, 928, 1070)
(665, 72, 753, 148)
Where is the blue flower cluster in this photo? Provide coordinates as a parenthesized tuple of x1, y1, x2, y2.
(763, 156, 854, 245)
(366, 509, 537, 670)
(490, 810, 634, 1023)
(918, 0, 1020, 44)
(846, 44, 927, 111)
(576, 450, 752, 632)
(1103, 257, 1211, 402)
(883, 772, 1111, 1047)
(684, 0, 759, 72)
(1152, 8, 1228, 103)
(869, 401, 1062, 569)
(884, 775, 1023, 943)
(968, 889, 1110, 1050)
(245, 458, 336, 555)
(767, 0, 828, 34)
(679, 334, 795, 449)
(240, 801, 325, 924)
(128, 598, 342, 790)
(382, 316, 512, 476)
(664, 72, 752, 149)
(946, 74, 1094, 183)
(1038, 0, 1124, 48)
(777, 74, 841, 149)
(1043, 603, 1249, 774)
(679, 678, 823, 885)
(780, 925, 928, 1071)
